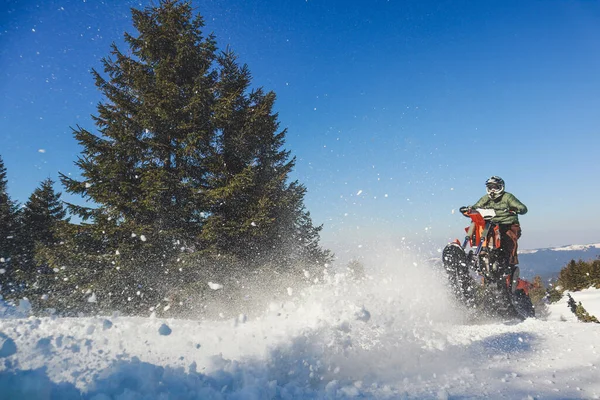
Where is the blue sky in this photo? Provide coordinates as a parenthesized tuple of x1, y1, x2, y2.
(1, 0, 600, 259)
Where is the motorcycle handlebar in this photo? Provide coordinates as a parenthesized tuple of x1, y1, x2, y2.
(459, 206, 516, 216)
(459, 206, 472, 215)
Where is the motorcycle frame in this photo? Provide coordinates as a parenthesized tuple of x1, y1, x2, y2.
(461, 210, 504, 279)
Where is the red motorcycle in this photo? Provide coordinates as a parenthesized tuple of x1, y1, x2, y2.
(442, 207, 535, 320)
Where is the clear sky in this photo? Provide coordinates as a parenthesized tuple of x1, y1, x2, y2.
(1, 0, 600, 260)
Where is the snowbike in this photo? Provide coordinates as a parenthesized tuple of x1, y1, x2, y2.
(442, 207, 535, 320)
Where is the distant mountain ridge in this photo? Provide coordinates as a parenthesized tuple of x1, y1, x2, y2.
(520, 243, 600, 254)
(518, 243, 600, 281)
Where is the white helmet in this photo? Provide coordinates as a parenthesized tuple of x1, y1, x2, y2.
(486, 176, 505, 199)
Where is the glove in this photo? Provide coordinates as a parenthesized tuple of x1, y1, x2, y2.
(504, 208, 517, 215)
(459, 206, 472, 214)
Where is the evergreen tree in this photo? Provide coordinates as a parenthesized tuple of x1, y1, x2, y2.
(575, 302, 600, 323)
(61, 0, 218, 243)
(52, 0, 224, 314)
(17, 179, 67, 282)
(546, 283, 563, 303)
(567, 292, 577, 314)
(528, 275, 546, 304)
(589, 258, 600, 287)
(0, 155, 21, 292)
(21, 179, 67, 246)
(567, 293, 600, 323)
(198, 49, 331, 267)
(46, 0, 330, 314)
(528, 275, 549, 318)
(558, 259, 600, 291)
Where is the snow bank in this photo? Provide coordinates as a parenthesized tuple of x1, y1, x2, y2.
(547, 287, 600, 322)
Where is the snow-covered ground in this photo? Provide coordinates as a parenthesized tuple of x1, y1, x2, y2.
(1, 248, 600, 399)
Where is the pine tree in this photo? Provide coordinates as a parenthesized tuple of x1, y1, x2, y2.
(591, 258, 600, 288)
(529, 275, 546, 304)
(529, 275, 549, 318)
(567, 293, 577, 314)
(17, 179, 67, 282)
(546, 283, 562, 303)
(198, 50, 331, 267)
(567, 293, 600, 323)
(0, 155, 12, 259)
(50, 0, 223, 314)
(558, 259, 598, 291)
(47, 0, 330, 314)
(21, 179, 67, 246)
(0, 155, 21, 292)
(61, 0, 218, 242)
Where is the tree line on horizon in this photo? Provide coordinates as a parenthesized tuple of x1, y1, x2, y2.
(546, 258, 600, 299)
(0, 0, 331, 317)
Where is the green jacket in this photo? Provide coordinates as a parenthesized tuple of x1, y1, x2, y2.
(471, 192, 528, 225)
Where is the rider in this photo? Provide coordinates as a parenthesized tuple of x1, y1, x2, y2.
(466, 176, 527, 266)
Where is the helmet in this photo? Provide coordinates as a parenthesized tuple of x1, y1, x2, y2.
(485, 176, 505, 199)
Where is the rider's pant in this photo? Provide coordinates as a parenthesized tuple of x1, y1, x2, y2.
(500, 224, 521, 266)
